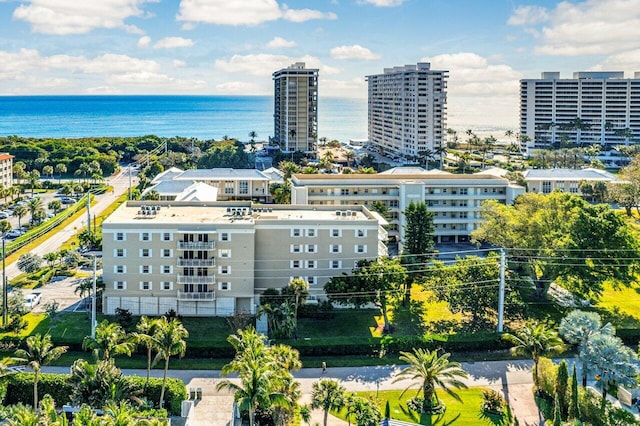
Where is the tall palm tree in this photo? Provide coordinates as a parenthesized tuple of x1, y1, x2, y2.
(14, 333, 68, 409)
(153, 317, 188, 407)
(27, 170, 40, 196)
(27, 197, 44, 222)
(344, 151, 356, 168)
(503, 321, 563, 389)
(133, 316, 161, 387)
(55, 163, 67, 185)
(434, 145, 447, 170)
(285, 278, 308, 329)
(393, 348, 469, 413)
(311, 379, 346, 426)
(82, 320, 135, 361)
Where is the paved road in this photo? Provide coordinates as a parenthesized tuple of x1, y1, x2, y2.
(42, 358, 542, 425)
(2, 167, 136, 310)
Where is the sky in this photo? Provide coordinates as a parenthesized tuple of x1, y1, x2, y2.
(1, 0, 640, 129)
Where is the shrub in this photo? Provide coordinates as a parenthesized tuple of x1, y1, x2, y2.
(4, 373, 73, 406)
(406, 396, 423, 412)
(126, 376, 187, 415)
(537, 357, 557, 398)
(114, 308, 133, 328)
(482, 389, 505, 414)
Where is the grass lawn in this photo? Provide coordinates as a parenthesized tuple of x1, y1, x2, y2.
(332, 388, 512, 426)
(595, 281, 640, 328)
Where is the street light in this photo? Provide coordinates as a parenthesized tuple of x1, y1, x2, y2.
(2, 235, 7, 327)
(85, 250, 102, 339)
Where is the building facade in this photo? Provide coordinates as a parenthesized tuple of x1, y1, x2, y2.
(0, 153, 13, 189)
(273, 62, 318, 153)
(102, 202, 386, 317)
(522, 168, 621, 195)
(520, 71, 640, 152)
(366, 63, 448, 159)
(290, 170, 524, 246)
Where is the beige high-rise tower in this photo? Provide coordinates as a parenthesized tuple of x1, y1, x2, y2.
(273, 62, 318, 153)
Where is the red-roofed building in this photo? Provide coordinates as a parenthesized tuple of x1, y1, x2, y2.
(0, 153, 13, 189)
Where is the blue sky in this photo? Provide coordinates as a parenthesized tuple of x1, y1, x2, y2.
(1, 0, 640, 129)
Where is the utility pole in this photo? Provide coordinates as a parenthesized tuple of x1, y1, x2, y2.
(128, 165, 132, 200)
(86, 192, 91, 235)
(2, 237, 6, 327)
(497, 248, 506, 333)
(91, 255, 97, 339)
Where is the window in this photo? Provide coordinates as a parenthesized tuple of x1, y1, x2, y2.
(162, 233, 171, 241)
(355, 245, 367, 254)
(218, 282, 231, 291)
(330, 244, 342, 253)
(356, 229, 367, 238)
(139, 281, 152, 291)
(290, 260, 301, 269)
(224, 180, 234, 194)
(239, 180, 249, 194)
(331, 229, 341, 237)
(220, 233, 230, 242)
(114, 265, 126, 274)
(219, 266, 230, 275)
(161, 281, 173, 291)
(114, 281, 126, 290)
(542, 181, 552, 194)
(460, 188, 468, 195)
(162, 265, 172, 274)
(140, 249, 151, 257)
(115, 232, 125, 241)
(290, 245, 302, 253)
(306, 260, 316, 269)
(306, 244, 317, 253)
(306, 229, 317, 237)
(219, 249, 231, 258)
(330, 260, 342, 269)
(114, 249, 125, 257)
(307, 276, 317, 286)
(140, 232, 150, 241)
(291, 228, 302, 237)
(140, 265, 151, 274)
(162, 249, 172, 257)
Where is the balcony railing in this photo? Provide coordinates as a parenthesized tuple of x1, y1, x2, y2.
(178, 241, 216, 250)
(177, 290, 215, 301)
(177, 258, 216, 267)
(176, 275, 216, 285)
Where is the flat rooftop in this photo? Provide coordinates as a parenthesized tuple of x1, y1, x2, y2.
(103, 201, 373, 226)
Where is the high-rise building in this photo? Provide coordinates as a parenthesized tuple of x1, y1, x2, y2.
(520, 71, 640, 152)
(366, 62, 448, 159)
(273, 62, 318, 153)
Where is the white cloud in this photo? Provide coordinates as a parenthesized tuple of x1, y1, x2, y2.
(509, 0, 640, 56)
(330, 45, 380, 60)
(215, 81, 265, 94)
(358, 0, 404, 6)
(507, 5, 549, 26)
(323, 78, 366, 90)
(177, 0, 336, 26)
(48, 53, 161, 74)
(214, 54, 340, 76)
(137, 36, 151, 48)
(105, 71, 204, 88)
(12, 0, 155, 35)
(153, 37, 194, 49)
(172, 59, 187, 68)
(592, 49, 640, 73)
(86, 86, 122, 94)
(267, 37, 297, 49)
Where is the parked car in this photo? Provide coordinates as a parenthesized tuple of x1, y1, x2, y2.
(24, 293, 42, 310)
(0, 212, 8, 219)
(60, 197, 76, 204)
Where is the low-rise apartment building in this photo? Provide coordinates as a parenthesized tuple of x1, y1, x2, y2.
(522, 168, 621, 194)
(290, 170, 524, 246)
(0, 153, 13, 189)
(102, 201, 386, 317)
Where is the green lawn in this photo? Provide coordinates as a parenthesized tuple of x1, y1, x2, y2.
(332, 389, 512, 426)
(595, 281, 640, 328)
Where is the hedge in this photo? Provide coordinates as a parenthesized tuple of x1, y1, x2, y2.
(3, 373, 187, 416)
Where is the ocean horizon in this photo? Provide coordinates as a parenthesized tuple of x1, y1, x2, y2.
(0, 95, 369, 143)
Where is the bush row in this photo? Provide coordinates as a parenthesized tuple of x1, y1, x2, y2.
(3, 373, 187, 416)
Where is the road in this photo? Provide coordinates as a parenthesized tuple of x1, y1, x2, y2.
(1, 167, 136, 310)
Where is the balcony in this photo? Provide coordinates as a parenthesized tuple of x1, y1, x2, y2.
(177, 275, 216, 285)
(178, 241, 216, 250)
(177, 290, 215, 301)
(177, 258, 216, 267)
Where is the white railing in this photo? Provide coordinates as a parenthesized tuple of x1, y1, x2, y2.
(177, 258, 216, 267)
(176, 275, 216, 284)
(177, 290, 215, 301)
(178, 241, 216, 250)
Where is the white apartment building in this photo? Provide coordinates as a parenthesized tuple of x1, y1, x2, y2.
(290, 169, 524, 246)
(0, 153, 13, 189)
(522, 168, 621, 194)
(520, 71, 640, 152)
(273, 62, 318, 153)
(102, 202, 386, 317)
(366, 63, 448, 159)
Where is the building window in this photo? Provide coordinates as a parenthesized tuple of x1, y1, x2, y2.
(162, 249, 172, 257)
(330, 244, 342, 253)
(220, 233, 230, 242)
(161, 281, 173, 291)
(224, 180, 234, 194)
(140, 232, 150, 241)
(542, 181, 552, 194)
(331, 229, 341, 238)
(356, 229, 366, 238)
(162, 233, 171, 241)
(162, 265, 172, 274)
(114, 249, 125, 257)
(306, 244, 317, 253)
(330, 260, 342, 269)
(218, 282, 231, 291)
(114, 281, 126, 290)
(306, 260, 316, 269)
(291, 228, 302, 237)
(140, 281, 152, 291)
(115, 232, 125, 241)
(355, 245, 367, 254)
(219, 266, 230, 274)
(291, 245, 301, 253)
(140, 249, 151, 257)
(239, 181, 249, 194)
(291, 260, 301, 269)
(115, 265, 126, 274)
(140, 265, 151, 274)
(219, 249, 231, 258)
(460, 188, 468, 195)
(306, 229, 317, 237)
(307, 276, 317, 286)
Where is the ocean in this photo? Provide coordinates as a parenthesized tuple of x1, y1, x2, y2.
(0, 95, 368, 143)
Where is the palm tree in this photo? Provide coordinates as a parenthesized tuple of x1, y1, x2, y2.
(14, 333, 68, 409)
(82, 320, 135, 361)
(344, 150, 356, 168)
(0, 220, 11, 234)
(27, 170, 40, 196)
(393, 348, 468, 413)
(27, 197, 44, 222)
(434, 145, 447, 170)
(284, 278, 309, 329)
(311, 379, 346, 426)
(55, 163, 67, 185)
(503, 321, 563, 389)
(133, 316, 161, 387)
(248, 130, 258, 143)
(153, 317, 188, 407)
(43, 252, 58, 269)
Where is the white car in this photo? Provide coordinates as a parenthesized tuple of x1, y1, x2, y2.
(24, 293, 42, 310)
